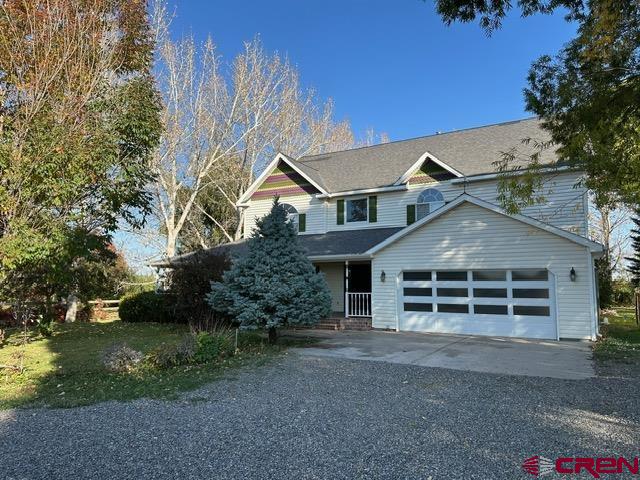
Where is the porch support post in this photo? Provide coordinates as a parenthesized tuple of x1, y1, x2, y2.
(344, 260, 349, 318)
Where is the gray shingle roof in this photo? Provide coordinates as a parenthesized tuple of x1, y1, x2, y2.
(151, 227, 404, 267)
(298, 227, 403, 256)
(291, 117, 556, 192)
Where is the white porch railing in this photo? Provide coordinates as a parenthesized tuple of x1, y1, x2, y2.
(346, 292, 372, 317)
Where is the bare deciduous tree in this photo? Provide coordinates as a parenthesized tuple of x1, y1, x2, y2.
(150, 3, 363, 258)
(590, 204, 632, 276)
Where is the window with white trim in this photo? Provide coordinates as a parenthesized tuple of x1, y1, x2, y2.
(279, 203, 299, 232)
(415, 188, 445, 220)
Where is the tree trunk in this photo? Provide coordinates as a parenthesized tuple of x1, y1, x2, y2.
(268, 326, 277, 344)
(64, 294, 79, 323)
(166, 231, 177, 258)
(234, 208, 244, 241)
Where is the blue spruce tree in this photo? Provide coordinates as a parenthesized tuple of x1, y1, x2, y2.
(208, 198, 331, 343)
(626, 210, 640, 287)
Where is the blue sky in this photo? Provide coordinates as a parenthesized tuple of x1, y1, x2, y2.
(166, 0, 576, 141)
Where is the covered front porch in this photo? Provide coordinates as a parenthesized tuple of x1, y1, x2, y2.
(315, 260, 372, 319)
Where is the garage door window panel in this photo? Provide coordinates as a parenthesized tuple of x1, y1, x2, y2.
(473, 288, 507, 298)
(404, 303, 433, 312)
(513, 288, 549, 299)
(436, 271, 467, 281)
(512, 270, 548, 281)
(437, 303, 469, 313)
(437, 287, 468, 297)
(472, 270, 507, 281)
(474, 304, 508, 315)
(403, 287, 432, 297)
(403, 272, 432, 281)
(513, 305, 551, 316)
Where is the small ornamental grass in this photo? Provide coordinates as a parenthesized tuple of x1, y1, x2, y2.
(101, 343, 144, 372)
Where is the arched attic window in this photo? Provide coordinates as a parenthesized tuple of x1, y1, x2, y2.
(279, 203, 299, 232)
(416, 188, 445, 220)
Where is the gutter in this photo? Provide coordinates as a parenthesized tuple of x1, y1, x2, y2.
(316, 184, 408, 199)
(450, 165, 573, 184)
(308, 253, 372, 262)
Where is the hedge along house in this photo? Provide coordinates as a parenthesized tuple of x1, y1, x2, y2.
(156, 118, 604, 341)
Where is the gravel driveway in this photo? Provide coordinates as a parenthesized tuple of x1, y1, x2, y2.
(1, 353, 638, 480)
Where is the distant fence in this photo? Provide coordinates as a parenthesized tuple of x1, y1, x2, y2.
(88, 299, 120, 321)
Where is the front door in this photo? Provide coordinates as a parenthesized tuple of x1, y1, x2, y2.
(348, 263, 371, 292)
(346, 263, 371, 317)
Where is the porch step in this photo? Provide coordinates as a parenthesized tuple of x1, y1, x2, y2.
(316, 318, 342, 330)
(316, 317, 373, 331)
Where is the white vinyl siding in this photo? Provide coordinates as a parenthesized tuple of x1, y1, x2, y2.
(243, 194, 325, 236)
(326, 171, 586, 235)
(371, 202, 595, 339)
(241, 171, 587, 238)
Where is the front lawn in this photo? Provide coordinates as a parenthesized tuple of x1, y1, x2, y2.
(593, 306, 640, 361)
(0, 320, 313, 409)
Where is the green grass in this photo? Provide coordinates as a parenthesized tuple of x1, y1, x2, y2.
(0, 320, 314, 409)
(594, 306, 640, 361)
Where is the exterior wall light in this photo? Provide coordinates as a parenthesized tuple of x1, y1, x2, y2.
(380, 270, 386, 282)
(570, 267, 576, 282)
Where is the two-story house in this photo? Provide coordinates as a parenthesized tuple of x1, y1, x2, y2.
(162, 118, 604, 341)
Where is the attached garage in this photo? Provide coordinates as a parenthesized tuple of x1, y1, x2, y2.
(368, 195, 603, 340)
(400, 268, 556, 339)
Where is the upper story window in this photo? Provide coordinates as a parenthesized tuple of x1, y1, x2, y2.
(347, 198, 368, 222)
(416, 188, 445, 219)
(279, 203, 299, 231)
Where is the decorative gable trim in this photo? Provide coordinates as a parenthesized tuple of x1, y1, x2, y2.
(394, 151, 464, 186)
(237, 153, 329, 205)
(365, 194, 604, 255)
(251, 161, 320, 199)
(408, 159, 458, 184)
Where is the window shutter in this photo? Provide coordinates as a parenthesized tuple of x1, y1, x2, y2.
(337, 199, 345, 225)
(298, 213, 306, 232)
(368, 196, 377, 223)
(406, 204, 416, 225)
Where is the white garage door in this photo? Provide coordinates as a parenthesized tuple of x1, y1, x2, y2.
(399, 269, 556, 339)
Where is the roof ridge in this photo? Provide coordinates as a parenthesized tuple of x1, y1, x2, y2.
(298, 116, 539, 162)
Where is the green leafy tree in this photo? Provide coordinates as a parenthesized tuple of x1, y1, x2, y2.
(0, 0, 161, 316)
(626, 211, 640, 287)
(207, 198, 331, 343)
(435, 0, 640, 209)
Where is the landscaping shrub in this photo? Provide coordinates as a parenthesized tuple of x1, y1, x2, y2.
(612, 278, 635, 306)
(166, 251, 231, 328)
(144, 331, 235, 369)
(145, 334, 197, 368)
(101, 343, 144, 372)
(119, 291, 169, 323)
(194, 330, 234, 363)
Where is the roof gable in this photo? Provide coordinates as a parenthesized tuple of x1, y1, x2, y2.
(366, 194, 603, 255)
(408, 160, 458, 184)
(238, 153, 328, 204)
(251, 160, 320, 200)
